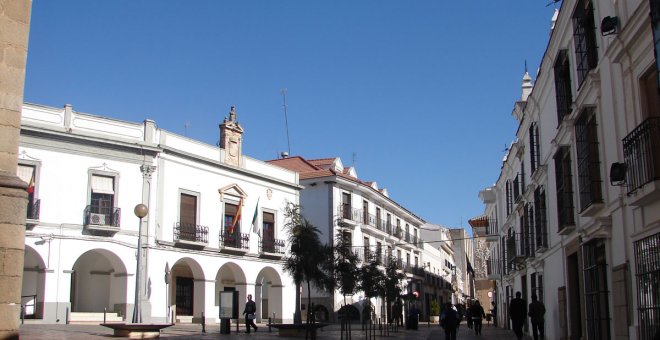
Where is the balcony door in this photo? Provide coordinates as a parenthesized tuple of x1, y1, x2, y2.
(179, 193, 197, 241)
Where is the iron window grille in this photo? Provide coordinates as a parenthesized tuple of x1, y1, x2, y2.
(572, 0, 599, 87)
(554, 49, 573, 124)
(634, 232, 660, 340)
(530, 122, 541, 174)
(554, 146, 576, 231)
(575, 107, 603, 211)
(623, 117, 660, 194)
(524, 203, 535, 256)
(506, 180, 513, 216)
(534, 187, 548, 249)
(582, 239, 611, 340)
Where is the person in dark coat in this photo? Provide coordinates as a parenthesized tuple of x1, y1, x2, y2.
(440, 302, 459, 340)
(509, 291, 527, 340)
(528, 294, 546, 340)
(469, 300, 487, 335)
(242, 294, 258, 333)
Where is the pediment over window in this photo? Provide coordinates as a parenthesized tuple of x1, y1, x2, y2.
(218, 183, 247, 201)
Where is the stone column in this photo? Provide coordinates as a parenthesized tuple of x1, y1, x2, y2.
(0, 1, 32, 338)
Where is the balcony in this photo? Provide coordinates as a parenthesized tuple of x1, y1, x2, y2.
(84, 205, 120, 234)
(174, 222, 208, 248)
(220, 232, 249, 254)
(337, 205, 360, 226)
(26, 198, 40, 229)
(259, 237, 285, 258)
(506, 233, 532, 268)
(623, 117, 660, 205)
(469, 216, 498, 241)
(486, 259, 502, 280)
(535, 232, 548, 253)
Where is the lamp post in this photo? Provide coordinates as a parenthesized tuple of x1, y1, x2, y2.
(132, 203, 148, 323)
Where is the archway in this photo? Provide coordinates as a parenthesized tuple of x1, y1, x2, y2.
(70, 249, 127, 314)
(254, 266, 283, 322)
(21, 246, 46, 319)
(214, 262, 247, 319)
(170, 258, 205, 322)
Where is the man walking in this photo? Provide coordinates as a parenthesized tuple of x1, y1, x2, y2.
(469, 300, 486, 335)
(509, 291, 527, 340)
(243, 294, 258, 333)
(440, 302, 459, 340)
(528, 294, 546, 340)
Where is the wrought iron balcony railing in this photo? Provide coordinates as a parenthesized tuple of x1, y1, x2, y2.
(27, 199, 40, 221)
(259, 237, 285, 254)
(623, 117, 660, 194)
(506, 233, 533, 266)
(486, 259, 502, 279)
(338, 205, 361, 222)
(220, 231, 249, 249)
(174, 222, 208, 244)
(84, 205, 121, 228)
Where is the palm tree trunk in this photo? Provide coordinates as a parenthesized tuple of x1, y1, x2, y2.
(294, 282, 302, 324)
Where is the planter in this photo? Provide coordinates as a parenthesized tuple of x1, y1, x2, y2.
(430, 315, 440, 324)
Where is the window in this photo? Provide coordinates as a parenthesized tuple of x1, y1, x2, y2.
(641, 65, 660, 119)
(18, 164, 39, 220)
(554, 146, 575, 231)
(554, 49, 574, 123)
(506, 180, 513, 216)
(524, 203, 534, 256)
(583, 239, 611, 339)
(652, 0, 660, 91)
(342, 231, 352, 248)
(396, 219, 401, 237)
(634, 232, 660, 340)
(530, 272, 544, 303)
(386, 213, 392, 232)
(178, 193, 198, 241)
(376, 242, 382, 263)
(376, 207, 382, 228)
(88, 174, 117, 226)
(534, 187, 548, 249)
(572, 0, 598, 87)
(363, 237, 370, 261)
(575, 108, 603, 211)
(530, 123, 541, 173)
(362, 200, 369, 224)
(341, 192, 351, 219)
(262, 212, 275, 240)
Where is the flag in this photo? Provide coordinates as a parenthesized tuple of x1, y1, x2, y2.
(466, 255, 475, 276)
(251, 197, 260, 236)
(26, 172, 35, 194)
(229, 197, 243, 233)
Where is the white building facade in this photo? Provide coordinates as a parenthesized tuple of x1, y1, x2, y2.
(267, 156, 434, 321)
(19, 103, 300, 324)
(476, 1, 660, 339)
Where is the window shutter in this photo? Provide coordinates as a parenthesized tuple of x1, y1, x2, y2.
(17, 165, 34, 183)
(91, 175, 115, 194)
(180, 194, 197, 225)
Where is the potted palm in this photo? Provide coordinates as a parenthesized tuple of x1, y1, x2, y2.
(430, 300, 441, 323)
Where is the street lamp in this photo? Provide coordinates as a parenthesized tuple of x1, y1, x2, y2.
(132, 203, 148, 323)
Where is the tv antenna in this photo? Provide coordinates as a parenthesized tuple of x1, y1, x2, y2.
(281, 88, 291, 155)
(545, 0, 560, 7)
(184, 121, 191, 137)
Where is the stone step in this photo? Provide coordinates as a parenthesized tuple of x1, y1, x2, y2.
(69, 312, 124, 324)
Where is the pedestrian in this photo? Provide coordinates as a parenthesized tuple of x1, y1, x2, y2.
(466, 300, 473, 329)
(491, 301, 497, 327)
(528, 294, 546, 340)
(455, 303, 464, 330)
(440, 302, 459, 340)
(470, 300, 486, 335)
(509, 291, 527, 340)
(396, 298, 404, 326)
(242, 294, 258, 333)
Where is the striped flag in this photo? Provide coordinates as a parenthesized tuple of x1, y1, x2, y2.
(229, 197, 243, 233)
(251, 197, 260, 236)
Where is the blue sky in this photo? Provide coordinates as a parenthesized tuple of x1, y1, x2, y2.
(24, 1, 559, 228)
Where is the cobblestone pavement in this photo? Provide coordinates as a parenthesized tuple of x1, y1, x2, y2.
(20, 321, 533, 339)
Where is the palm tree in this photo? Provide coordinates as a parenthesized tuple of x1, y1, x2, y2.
(282, 203, 331, 328)
(332, 225, 361, 306)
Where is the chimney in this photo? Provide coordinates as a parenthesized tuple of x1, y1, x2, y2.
(219, 106, 244, 167)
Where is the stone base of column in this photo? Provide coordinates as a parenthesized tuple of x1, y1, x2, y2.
(0, 172, 27, 339)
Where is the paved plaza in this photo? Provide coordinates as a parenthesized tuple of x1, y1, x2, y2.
(19, 322, 533, 339)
